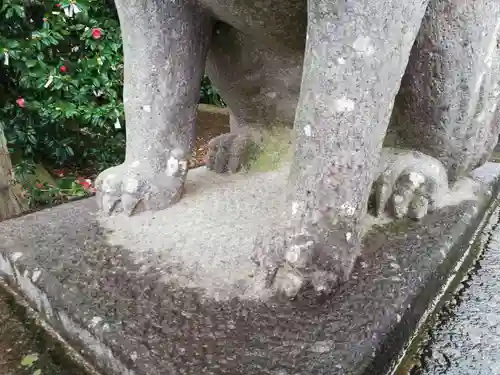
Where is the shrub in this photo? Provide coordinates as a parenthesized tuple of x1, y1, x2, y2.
(0, 0, 126, 173)
(0, 0, 225, 179)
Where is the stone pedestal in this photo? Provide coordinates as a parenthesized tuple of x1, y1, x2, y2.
(1, 163, 500, 375)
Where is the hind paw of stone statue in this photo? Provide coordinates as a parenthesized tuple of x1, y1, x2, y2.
(95, 157, 187, 216)
(205, 132, 255, 173)
(372, 149, 449, 220)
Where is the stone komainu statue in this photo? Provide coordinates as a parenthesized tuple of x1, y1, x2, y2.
(96, 0, 500, 297)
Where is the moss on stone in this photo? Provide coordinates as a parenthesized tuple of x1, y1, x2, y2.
(489, 151, 500, 163)
(246, 125, 293, 172)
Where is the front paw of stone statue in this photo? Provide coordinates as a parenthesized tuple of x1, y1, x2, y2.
(95, 158, 187, 216)
(252, 228, 354, 299)
(205, 132, 255, 173)
(372, 149, 449, 220)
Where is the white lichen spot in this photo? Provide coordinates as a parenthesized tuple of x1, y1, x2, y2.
(286, 247, 300, 263)
(11, 252, 23, 262)
(334, 97, 355, 112)
(286, 241, 313, 265)
(291, 201, 300, 216)
(396, 313, 402, 323)
(142, 105, 151, 113)
(337, 57, 346, 65)
(130, 351, 138, 362)
(408, 172, 425, 187)
(393, 195, 404, 204)
(310, 341, 332, 353)
(345, 232, 352, 242)
(340, 202, 356, 216)
(266, 91, 277, 99)
(131, 160, 140, 168)
(167, 156, 179, 176)
(125, 178, 139, 193)
(353, 36, 375, 56)
(32, 269, 42, 283)
(390, 262, 400, 270)
(303, 124, 312, 137)
(89, 316, 103, 329)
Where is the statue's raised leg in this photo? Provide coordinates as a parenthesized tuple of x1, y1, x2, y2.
(253, 0, 431, 297)
(95, 1, 212, 215)
(392, 0, 500, 183)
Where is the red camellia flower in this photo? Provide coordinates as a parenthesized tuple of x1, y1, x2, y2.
(59, 65, 67, 73)
(53, 169, 65, 177)
(91, 28, 102, 40)
(76, 178, 93, 190)
(55, 3, 60, 7)
(16, 97, 25, 108)
(36, 183, 43, 189)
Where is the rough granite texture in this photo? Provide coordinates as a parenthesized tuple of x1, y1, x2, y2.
(1, 163, 500, 375)
(95, 0, 500, 298)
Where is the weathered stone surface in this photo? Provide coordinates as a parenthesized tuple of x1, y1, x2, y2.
(95, 0, 500, 298)
(1, 163, 499, 375)
(391, 0, 500, 182)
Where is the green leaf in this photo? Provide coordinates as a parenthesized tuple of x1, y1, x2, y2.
(25, 60, 37, 68)
(13, 5, 24, 18)
(21, 353, 39, 367)
(33, 369, 42, 375)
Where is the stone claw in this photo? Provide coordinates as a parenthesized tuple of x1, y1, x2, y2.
(95, 156, 187, 216)
(205, 132, 255, 173)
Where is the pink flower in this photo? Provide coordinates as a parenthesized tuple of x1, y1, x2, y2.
(59, 65, 67, 73)
(35, 183, 43, 189)
(16, 97, 25, 108)
(91, 28, 102, 40)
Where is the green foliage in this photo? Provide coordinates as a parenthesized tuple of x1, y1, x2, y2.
(0, 0, 224, 177)
(20, 353, 39, 367)
(0, 0, 125, 171)
(24, 174, 94, 207)
(200, 75, 225, 107)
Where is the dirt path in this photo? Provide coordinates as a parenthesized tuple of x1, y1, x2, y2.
(190, 104, 230, 169)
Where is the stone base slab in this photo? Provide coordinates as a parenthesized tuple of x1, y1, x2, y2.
(1, 163, 500, 375)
